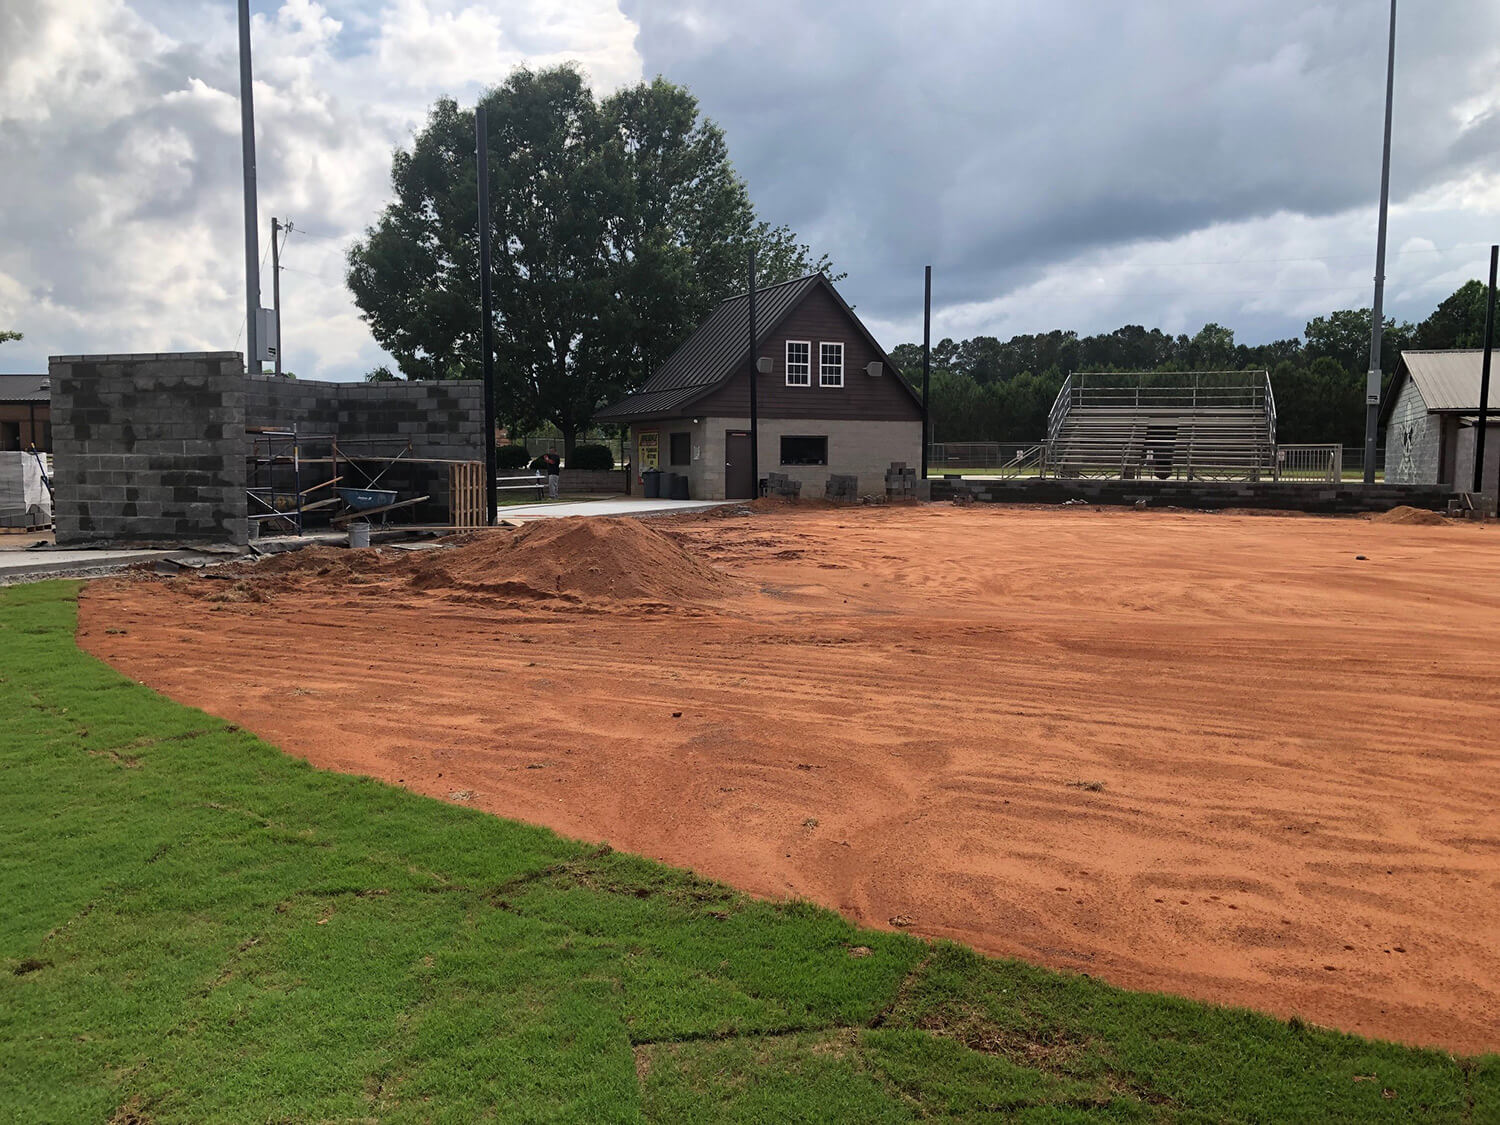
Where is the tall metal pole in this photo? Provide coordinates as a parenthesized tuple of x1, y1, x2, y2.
(1477, 245, 1498, 495)
(747, 250, 759, 495)
(238, 0, 260, 375)
(1363, 0, 1397, 484)
(921, 265, 932, 477)
(271, 217, 283, 377)
(476, 106, 498, 525)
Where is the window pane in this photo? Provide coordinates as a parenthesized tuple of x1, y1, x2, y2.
(786, 341, 811, 385)
(780, 435, 828, 466)
(819, 342, 843, 386)
(669, 432, 691, 466)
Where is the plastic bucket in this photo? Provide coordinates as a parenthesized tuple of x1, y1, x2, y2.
(348, 520, 371, 549)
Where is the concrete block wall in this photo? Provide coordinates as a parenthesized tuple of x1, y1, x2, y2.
(1384, 378, 1439, 485)
(246, 376, 485, 519)
(50, 353, 247, 545)
(928, 476, 1461, 514)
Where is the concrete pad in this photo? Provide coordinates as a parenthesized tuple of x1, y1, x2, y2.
(495, 498, 728, 520)
(0, 548, 177, 584)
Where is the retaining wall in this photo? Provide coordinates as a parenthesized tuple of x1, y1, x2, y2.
(51, 353, 246, 545)
(928, 476, 1461, 514)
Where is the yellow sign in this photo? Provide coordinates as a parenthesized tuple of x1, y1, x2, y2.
(638, 431, 659, 470)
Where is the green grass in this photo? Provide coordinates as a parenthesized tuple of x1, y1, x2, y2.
(1, 582, 1493, 1123)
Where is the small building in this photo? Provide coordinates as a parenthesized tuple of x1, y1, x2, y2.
(1382, 351, 1500, 489)
(0, 374, 51, 452)
(595, 273, 922, 499)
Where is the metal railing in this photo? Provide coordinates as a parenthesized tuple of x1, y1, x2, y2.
(1275, 444, 1342, 484)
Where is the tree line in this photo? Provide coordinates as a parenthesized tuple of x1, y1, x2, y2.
(892, 282, 1494, 448)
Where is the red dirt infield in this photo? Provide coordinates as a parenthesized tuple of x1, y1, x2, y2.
(80, 504, 1500, 1053)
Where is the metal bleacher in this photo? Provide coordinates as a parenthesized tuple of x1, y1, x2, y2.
(1043, 371, 1277, 481)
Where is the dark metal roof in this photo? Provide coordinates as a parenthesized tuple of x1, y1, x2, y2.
(594, 384, 714, 421)
(0, 374, 49, 403)
(598, 273, 922, 421)
(642, 273, 823, 394)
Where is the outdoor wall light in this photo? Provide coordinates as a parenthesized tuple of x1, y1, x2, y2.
(756, 356, 773, 374)
(865, 361, 883, 377)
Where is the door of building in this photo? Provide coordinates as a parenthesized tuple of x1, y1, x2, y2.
(724, 430, 754, 499)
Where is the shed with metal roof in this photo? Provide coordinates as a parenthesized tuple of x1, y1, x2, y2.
(1381, 351, 1500, 489)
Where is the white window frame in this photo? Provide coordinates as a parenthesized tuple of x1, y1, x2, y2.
(819, 341, 844, 387)
(785, 340, 811, 386)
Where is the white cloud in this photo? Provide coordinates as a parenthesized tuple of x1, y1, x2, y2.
(0, 0, 643, 379)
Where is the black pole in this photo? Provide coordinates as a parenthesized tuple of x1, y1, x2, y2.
(1363, 0, 1398, 484)
(747, 249, 759, 497)
(271, 217, 283, 377)
(476, 105, 498, 525)
(921, 265, 932, 478)
(1477, 244, 1498, 495)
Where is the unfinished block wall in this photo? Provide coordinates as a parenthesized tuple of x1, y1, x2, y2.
(246, 376, 485, 521)
(50, 353, 247, 545)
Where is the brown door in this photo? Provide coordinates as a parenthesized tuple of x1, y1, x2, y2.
(724, 430, 754, 499)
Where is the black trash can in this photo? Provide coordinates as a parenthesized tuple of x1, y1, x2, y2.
(669, 474, 690, 500)
(660, 472, 679, 499)
(642, 468, 661, 499)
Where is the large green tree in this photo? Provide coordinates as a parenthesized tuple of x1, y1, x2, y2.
(348, 66, 834, 452)
(1415, 280, 1491, 349)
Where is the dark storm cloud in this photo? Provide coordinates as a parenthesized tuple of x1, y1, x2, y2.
(623, 0, 1500, 327)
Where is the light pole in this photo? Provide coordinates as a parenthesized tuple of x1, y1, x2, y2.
(238, 0, 261, 375)
(1363, 0, 1397, 484)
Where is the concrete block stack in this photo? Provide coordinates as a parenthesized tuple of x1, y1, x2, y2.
(765, 472, 802, 499)
(824, 473, 859, 503)
(885, 462, 919, 500)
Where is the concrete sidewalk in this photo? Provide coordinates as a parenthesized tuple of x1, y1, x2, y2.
(496, 498, 728, 520)
(0, 547, 180, 584)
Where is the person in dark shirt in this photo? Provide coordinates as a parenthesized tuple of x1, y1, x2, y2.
(542, 448, 561, 498)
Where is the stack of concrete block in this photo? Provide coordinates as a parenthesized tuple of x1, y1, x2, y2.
(885, 462, 919, 500)
(824, 473, 859, 503)
(765, 472, 801, 499)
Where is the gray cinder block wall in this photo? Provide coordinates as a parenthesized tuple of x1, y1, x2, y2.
(246, 376, 484, 520)
(51, 353, 247, 545)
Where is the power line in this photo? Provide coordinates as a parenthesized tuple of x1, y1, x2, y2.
(233, 229, 275, 350)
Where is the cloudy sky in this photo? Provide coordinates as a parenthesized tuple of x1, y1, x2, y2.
(2, 0, 1498, 379)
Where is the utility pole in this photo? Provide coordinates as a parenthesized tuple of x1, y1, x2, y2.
(921, 266, 932, 479)
(747, 250, 759, 493)
(238, 0, 261, 375)
(271, 217, 284, 377)
(1477, 245, 1498, 495)
(1363, 0, 1397, 484)
(476, 106, 498, 525)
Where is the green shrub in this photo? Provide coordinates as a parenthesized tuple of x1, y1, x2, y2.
(495, 444, 531, 470)
(568, 443, 615, 471)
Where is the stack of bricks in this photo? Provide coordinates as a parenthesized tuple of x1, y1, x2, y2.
(824, 473, 859, 503)
(765, 472, 802, 499)
(51, 353, 247, 546)
(885, 462, 918, 500)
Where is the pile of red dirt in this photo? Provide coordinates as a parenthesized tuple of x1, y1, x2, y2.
(1371, 505, 1448, 526)
(403, 517, 741, 607)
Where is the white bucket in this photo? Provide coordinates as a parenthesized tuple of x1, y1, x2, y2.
(348, 520, 371, 549)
